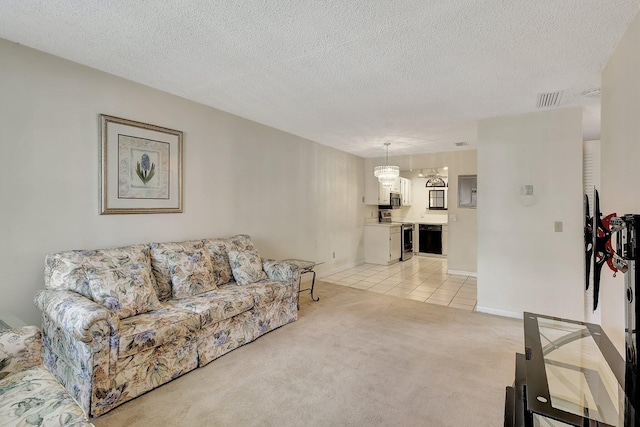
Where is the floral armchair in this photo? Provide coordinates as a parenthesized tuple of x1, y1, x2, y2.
(0, 326, 94, 426)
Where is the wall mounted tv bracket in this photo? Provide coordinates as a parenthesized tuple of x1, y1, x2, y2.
(585, 191, 628, 310)
(585, 189, 639, 421)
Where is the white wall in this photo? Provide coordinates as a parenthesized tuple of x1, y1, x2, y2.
(365, 150, 477, 274)
(477, 108, 584, 320)
(600, 12, 640, 354)
(0, 39, 367, 325)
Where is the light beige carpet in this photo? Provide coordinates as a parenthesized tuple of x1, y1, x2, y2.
(92, 282, 523, 427)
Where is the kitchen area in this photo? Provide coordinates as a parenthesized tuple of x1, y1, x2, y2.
(318, 164, 477, 310)
(321, 155, 477, 311)
(314, 149, 477, 310)
(364, 167, 475, 264)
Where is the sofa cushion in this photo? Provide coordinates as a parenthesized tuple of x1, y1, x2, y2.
(225, 234, 256, 253)
(239, 281, 295, 307)
(202, 235, 256, 286)
(228, 249, 267, 285)
(0, 365, 91, 426)
(168, 248, 217, 299)
(166, 286, 254, 328)
(149, 240, 204, 300)
(87, 264, 161, 319)
(44, 244, 157, 300)
(202, 238, 235, 286)
(118, 305, 200, 358)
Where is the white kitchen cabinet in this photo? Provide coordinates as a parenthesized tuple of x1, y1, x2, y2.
(390, 177, 401, 194)
(405, 178, 412, 206)
(400, 177, 412, 206)
(364, 171, 379, 205)
(378, 183, 390, 204)
(364, 224, 401, 265)
(365, 171, 391, 205)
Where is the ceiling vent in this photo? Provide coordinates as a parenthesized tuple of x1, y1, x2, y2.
(454, 141, 468, 147)
(536, 91, 563, 108)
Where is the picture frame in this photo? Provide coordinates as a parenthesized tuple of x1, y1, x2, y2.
(99, 115, 183, 214)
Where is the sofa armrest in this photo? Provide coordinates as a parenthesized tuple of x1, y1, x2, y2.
(0, 326, 42, 379)
(263, 259, 301, 288)
(34, 289, 119, 343)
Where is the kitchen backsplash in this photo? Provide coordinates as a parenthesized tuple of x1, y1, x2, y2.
(390, 208, 448, 223)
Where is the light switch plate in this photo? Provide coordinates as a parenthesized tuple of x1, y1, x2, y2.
(554, 221, 563, 232)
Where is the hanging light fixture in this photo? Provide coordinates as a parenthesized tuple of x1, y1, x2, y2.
(374, 142, 400, 188)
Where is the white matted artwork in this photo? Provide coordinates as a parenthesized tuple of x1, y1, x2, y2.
(100, 115, 183, 214)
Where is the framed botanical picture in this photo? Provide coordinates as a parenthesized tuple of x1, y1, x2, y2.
(99, 115, 183, 214)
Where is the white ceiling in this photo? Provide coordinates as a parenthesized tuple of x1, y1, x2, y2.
(1, 1, 638, 158)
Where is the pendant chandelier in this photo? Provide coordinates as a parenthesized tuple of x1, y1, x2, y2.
(374, 142, 400, 188)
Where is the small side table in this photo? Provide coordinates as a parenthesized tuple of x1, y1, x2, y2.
(281, 259, 323, 309)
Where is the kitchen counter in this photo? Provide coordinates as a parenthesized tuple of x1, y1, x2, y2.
(366, 220, 447, 226)
(364, 223, 402, 265)
(399, 219, 448, 225)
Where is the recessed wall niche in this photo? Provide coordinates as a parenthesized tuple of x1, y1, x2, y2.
(458, 175, 477, 208)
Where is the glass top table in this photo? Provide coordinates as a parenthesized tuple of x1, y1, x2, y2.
(0, 313, 27, 332)
(281, 259, 323, 309)
(523, 312, 637, 426)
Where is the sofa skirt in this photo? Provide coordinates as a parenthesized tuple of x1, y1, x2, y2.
(40, 295, 297, 417)
(197, 296, 297, 367)
(91, 336, 199, 416)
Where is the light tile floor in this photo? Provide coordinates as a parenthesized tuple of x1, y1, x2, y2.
(321, 255, 477, 311)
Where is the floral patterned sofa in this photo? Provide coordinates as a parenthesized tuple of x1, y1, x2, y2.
(0, 326, 94, 426)
(34, 234, 299, 418)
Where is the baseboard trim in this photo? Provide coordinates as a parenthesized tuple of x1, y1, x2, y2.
(475, 306, 522, 319)
(316, 260, 365, 279)
(447, 269, 477, 277)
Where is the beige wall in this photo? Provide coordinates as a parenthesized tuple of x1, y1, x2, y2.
(601, 12, 640, 354)
(0, 39, 367, 325)
(365, 150, 477, 274)
(477, 108, 584, 320)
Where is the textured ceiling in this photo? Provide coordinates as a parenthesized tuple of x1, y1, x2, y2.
(1, 1, 638, 157)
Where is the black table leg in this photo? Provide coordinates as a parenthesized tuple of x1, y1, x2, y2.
(297, 268, 320, 309)
(309, 270, 319, 302)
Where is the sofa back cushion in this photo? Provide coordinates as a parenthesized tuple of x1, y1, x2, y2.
(202, 238, 234, 286)
(148, 240, 205, 300)
(44, 244, 157, 300)
(225, 234, 256, 253)
(203, 234, 256, 286)
(168, 248, 217, 298)
(87, 262, 161, 319)
(228, 249, 267, 285)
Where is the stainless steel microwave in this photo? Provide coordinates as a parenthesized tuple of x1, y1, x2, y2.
(379, 192, 402, 209)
